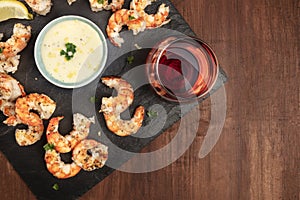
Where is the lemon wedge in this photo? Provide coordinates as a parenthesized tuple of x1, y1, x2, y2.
(0, 0, 33, 22)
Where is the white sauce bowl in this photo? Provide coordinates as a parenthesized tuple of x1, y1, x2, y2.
(34, 15, 108, 88)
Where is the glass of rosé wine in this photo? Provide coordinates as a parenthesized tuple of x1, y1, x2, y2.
(146, 36, 219, 103)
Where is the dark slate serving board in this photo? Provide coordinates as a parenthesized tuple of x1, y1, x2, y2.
(0, 0, 227, 199)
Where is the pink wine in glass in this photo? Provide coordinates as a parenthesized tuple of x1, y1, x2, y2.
(146, 36, 219, 102)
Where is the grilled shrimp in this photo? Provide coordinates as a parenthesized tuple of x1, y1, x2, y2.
(24, 0, 52, 15)
(0, 24, 31, 73)
(72, 139, 108, 171)
(100, 77, 134, 113)
(5, 93, 56, 146)
(89, 0, 124, 12)
(0, 101, 16, 118)
(89, 0, 109, 11)
(102, 106, 144, 136)
(106, 0, 170, 47)
(46, 113, 95, 153)
(5, 111, 44, 146)
(15, 122, 44, 146)
(130, 0, 171, 29)
(109, 0, 125, 11)
(142, 4, 171, 29)
(100, 77, 145, 136)
(130, 0, 153, 12)
(15, 93, 56, 126)
(0, 55, 20, 74)
(0, 24, 31, 58)
(0, 73, 26, 118)
(45, 149, 81, 179)
(0, 73, 25, 101)
(106, 9, 146, 47)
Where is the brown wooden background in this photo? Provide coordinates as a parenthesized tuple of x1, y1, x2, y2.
(0, 0, 299, 199)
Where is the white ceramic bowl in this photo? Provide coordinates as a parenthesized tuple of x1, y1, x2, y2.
(34, 15, 108, 88)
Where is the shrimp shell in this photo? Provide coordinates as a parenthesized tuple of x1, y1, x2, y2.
(72, 139, 108, 171)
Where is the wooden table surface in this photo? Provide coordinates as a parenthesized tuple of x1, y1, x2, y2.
(0, 0, 299, 199)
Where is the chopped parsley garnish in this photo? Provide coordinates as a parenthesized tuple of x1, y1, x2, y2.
(52, 183, 59, 191)
(129, 15, 136, 20)
(147, 110, 158, 118)
(0, 48, 3, 53)
(90, 96, 98, 103)
(127, 55, 134, 64)
(60, 42, 77, 61)
(43, 143, 55, 151)
(98, 0, 104, 4)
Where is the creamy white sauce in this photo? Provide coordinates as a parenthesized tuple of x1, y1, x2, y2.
(41, 19, 103, 83)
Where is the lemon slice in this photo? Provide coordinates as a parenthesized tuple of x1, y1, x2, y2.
(0, 0, 33, 22)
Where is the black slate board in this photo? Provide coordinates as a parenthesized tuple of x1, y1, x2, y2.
(0, 0, 227, 199)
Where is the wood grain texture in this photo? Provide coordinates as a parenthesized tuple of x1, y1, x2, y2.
(0, 0, 299, 199)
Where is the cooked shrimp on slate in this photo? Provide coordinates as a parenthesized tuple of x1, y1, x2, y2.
(129, 0, 153, 12)
(4, 93, 56, 146)
(100, 76, 134, 114)
(45, 148, 81, 179)
(141, 3, 171, 29)
(15, 122, 44, 146)
(72, 139, 108, 171)
(129, 0, 171, 28)
(109, 0, 125, 11)
(0, 24, 31, 73)
(24, 0, 52, 16)
(0, 73, 25, 117)
(100, 77, 145, 136)
(106, 9, 146, 47)
(102, 106, 144, 136)
(106, 0, 170, 47)
(89, 0, 124, 12)
(15, 93, 56, 127)
(46, 113, 95, 153)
